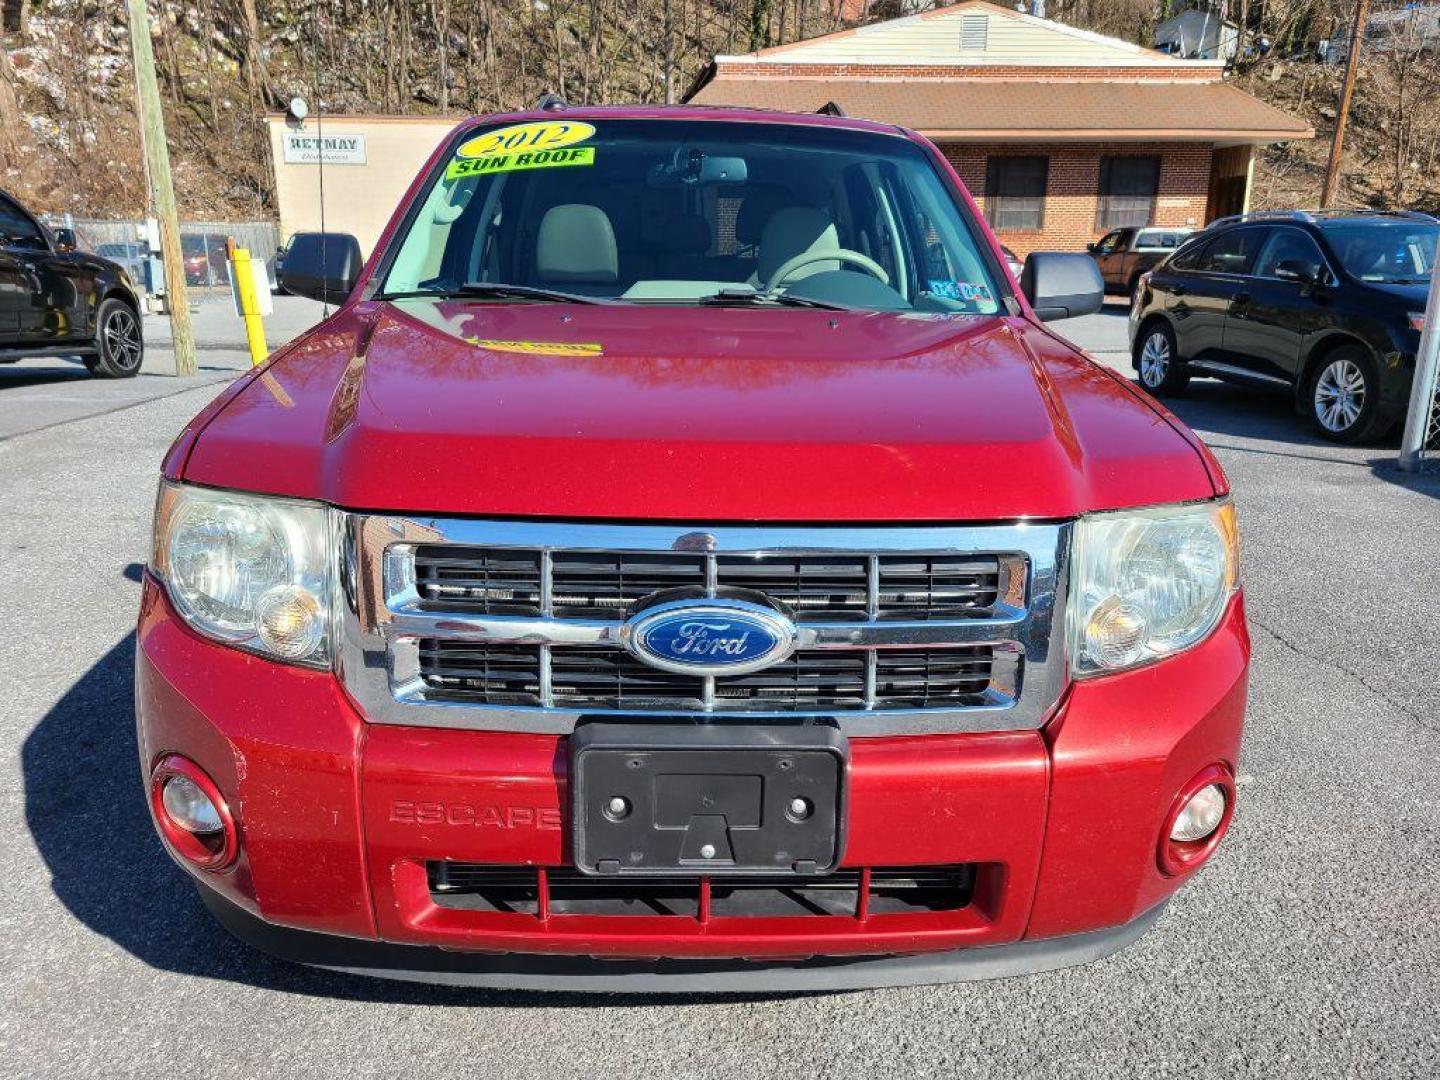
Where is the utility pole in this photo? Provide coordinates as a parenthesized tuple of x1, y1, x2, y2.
(1320, 0, 1371, 208)
(125, 0, 196, 376)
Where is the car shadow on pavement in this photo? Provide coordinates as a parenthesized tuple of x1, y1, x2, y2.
(23, 613, 815, 1009)
(0, 365, 92, 390)
(1145, 377, 1408, 458)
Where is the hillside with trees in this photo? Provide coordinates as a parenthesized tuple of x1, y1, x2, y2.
(1, 0, 1438, 220)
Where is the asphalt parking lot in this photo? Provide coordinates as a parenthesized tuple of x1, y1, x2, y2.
(1, 299, 1437, 1079)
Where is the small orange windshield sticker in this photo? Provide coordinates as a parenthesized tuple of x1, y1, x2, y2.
(467, 338, 604, 357)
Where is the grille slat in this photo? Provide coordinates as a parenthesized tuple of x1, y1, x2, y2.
(418, 642, 991, 712)
(413, 546, 544, 615)
(875, 555, 1001, 620)
(412, 547, 1004, 622)
(428, 862, 976, 918)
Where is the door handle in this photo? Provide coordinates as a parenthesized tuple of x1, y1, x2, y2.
(1171, 285, 1187, 297)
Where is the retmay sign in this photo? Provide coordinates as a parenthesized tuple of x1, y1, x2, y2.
(282, 132, 367, 165)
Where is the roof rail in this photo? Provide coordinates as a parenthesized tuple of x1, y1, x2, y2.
(534, 92, 568, 111)
(1208, 207, 1440, 229)
(1206, 209, 1316, 229)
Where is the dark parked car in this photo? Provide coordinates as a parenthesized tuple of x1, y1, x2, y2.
(1089, 226, 1193, 296)
(1130, 209, 1436, 443)
(0, 189, 144, 377)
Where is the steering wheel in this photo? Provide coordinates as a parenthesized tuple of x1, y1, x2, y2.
(765, 249, 890, 293)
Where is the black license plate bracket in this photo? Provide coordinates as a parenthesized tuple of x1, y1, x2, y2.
(570, 723, 847, 877)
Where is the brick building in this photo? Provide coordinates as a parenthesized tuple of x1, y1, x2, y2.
(687, 1, 1312, 256)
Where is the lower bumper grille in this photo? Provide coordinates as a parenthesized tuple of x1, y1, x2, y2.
(428, 862, 977, 919)
(418, 642, 997, 712)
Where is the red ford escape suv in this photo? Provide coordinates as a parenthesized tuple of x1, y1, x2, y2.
(138, 106, 1246, 992)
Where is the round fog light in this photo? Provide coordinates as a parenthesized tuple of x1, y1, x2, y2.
(1158, 764, 1235, 876)
(149, 755, 238, 871)
(1170, 783, 1226, 843)
(161, 775, 223, 835)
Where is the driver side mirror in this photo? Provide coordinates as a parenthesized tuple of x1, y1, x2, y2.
(1085, 242, 1097, 253)
(52, 227, 78, 253)
(1022, 252, 1105, 322)
(278, 231, 364, 304)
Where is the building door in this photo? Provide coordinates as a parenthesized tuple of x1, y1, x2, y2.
(1207, 146, 1254, 222)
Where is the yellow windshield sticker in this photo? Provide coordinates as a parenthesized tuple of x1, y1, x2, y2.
(468, 338, 604, 357)
(446, 145, 594, 180)
(456, 120, 596, 160)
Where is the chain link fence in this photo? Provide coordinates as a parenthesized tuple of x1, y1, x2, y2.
(41, 216, 280, 300)
(1409, 368, 1440, 462)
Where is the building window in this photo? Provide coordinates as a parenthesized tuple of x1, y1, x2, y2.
(985, 156, 1048, 231)
(1096, 155, 1161, 230)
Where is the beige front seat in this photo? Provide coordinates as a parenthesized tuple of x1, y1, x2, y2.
(536, 204, 618, 292)
(754, 207, 841, 288)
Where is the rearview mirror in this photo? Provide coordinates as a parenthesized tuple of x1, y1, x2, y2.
(1021, 252, 1104, 321)
(53, 227, 78, 253)
(278, 231, 364, 304)
(647, 149, 748, 187)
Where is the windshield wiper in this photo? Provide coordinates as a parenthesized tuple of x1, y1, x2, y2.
(696, 288, 852, 311)
(380, 283, 608, 305)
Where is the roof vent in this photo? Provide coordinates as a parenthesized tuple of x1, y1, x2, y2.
(960, 13, 989, 52)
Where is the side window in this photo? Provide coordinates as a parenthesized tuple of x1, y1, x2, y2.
(1197, 228, 1265, 276)
(984, 156, 1048, 232)
(1095, 230, 1124, 255)
(1253, 229, 1328, 282)
(1169, 236, 1210, 271)
(0, 198, 44, 247)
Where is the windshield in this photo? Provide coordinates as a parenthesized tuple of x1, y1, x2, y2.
(1319, 220, 1437, 283)
(379, 118, 1002, 314)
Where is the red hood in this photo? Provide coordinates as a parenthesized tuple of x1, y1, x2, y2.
(179, 299, 1219, 521)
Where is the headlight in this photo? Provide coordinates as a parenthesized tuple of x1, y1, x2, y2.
(151, 482, 335, 667)
(1069, 499, 1238, 677)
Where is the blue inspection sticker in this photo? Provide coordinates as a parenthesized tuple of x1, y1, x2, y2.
(928, 280, 993, 303)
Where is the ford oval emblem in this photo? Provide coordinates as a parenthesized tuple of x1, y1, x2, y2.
(623, 599, 796, 677)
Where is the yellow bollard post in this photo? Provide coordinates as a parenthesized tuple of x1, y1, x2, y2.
(230, 245, 269, 367)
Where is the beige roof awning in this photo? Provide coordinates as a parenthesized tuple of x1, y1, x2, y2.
(688, 78, 1313, 142)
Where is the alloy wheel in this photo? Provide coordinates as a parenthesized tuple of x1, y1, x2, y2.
(103, 307, 143, 372)
(1314, 357, 1366, 433)
(1139, 331, 1171, 388)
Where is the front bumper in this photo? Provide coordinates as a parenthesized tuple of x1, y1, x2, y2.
(196, 878, 1170, 992)
(137, 575, 1249, 988)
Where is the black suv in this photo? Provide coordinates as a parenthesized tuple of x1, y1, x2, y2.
(1129, 210, 1435, 442)
(0, 188, 144, 378)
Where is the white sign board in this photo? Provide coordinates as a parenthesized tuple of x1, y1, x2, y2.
(227, 258, 275, 317)
(281, 132, 367, 165)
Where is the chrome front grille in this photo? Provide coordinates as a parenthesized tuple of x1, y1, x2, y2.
(338, 519, 1069, 736)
